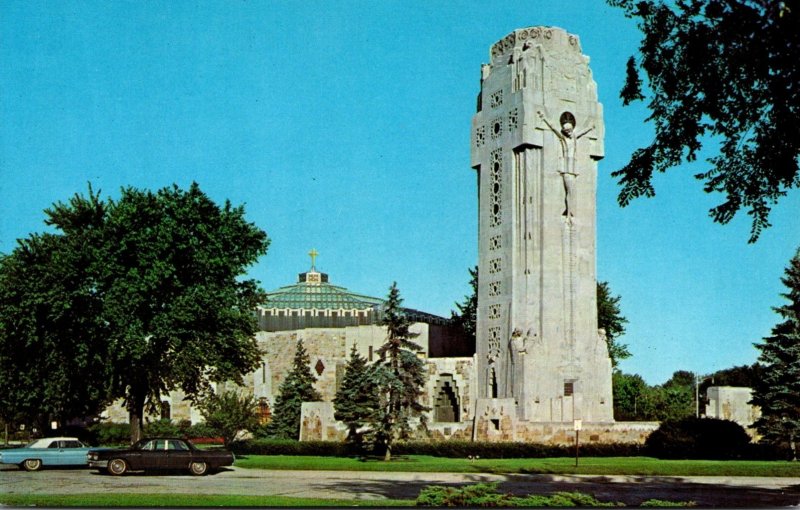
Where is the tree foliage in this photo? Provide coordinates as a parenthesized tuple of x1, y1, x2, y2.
(0, 183, 269, 443)
(597, 281, 631, 368)
(613, 370, 696, 422)
(333, 344, 379, 451)
(751, 248, 800, 460)
(608, 0, 799, 241)
(370, 283, 428, 460)
(450, 266, 477, 348)
(0, 213, 110, 429)
(264, 339, 322, 440)
(196, 389, 259, 448)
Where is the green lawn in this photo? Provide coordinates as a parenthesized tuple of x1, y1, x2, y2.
(234, 454, 800, 477)
(0, 493, 414, 507)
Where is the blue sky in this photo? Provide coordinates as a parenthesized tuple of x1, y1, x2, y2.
(1, 1, 798, 385)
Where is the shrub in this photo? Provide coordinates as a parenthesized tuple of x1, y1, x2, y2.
(393, 440, 643, 459)
(185, 422, 217, 439)
(143, 419, 181, 438)
(88, 422, 131, 445)
(230, 438, 644, 459)
(645, 417, 751, 459)
(230, 439, 353, 457)
(416, 483, 622, 507)
(640, 499, 696, 507)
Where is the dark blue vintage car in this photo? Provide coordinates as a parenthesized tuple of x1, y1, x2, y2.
(88, 437, 234, 475)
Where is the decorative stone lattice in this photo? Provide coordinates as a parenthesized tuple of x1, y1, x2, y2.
(488, 304, 501, 320)
(490, 149, 502, 227)
(490, 90, 503, 108)
(487, 327, 502, 360)
(508, 109, 519, 131)
(488, 281, 501, 297)
(488, 258, 501, 274)
(489, 235, 501, 250)
(490, 118, 503, 140)
(475, 125, 486, 148)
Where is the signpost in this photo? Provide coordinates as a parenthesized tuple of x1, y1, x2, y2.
(573, 419, 582, 467)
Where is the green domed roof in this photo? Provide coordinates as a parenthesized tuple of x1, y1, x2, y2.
(264, 271, 384, 311)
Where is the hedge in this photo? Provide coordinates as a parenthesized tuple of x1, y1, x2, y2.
(230, 438, 645, 458)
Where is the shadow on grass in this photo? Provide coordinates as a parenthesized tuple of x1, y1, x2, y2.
(307, 473, 800, 507)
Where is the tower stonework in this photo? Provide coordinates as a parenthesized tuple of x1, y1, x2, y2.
(471, 27, 613, 425)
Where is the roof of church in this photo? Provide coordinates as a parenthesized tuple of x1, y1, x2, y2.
(259, 250, 450, 327)
(264, 277, 385, 311)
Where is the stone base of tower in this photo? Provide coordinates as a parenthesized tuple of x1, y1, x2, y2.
(472, 398, 656, 444)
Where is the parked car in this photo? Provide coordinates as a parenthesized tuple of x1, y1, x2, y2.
(0, 437, 97, 471)
(87, 437, 234, 476)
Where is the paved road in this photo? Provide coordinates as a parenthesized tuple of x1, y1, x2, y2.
(2, 465, 800, 506)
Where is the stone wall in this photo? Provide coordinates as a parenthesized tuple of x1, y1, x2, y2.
(705, 386, 761, 439)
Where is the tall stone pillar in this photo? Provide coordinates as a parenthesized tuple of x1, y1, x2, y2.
(471, 27, 613, 424)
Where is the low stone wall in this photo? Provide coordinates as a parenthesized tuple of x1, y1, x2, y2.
(513, 421, 659, 445)
(299, 400, 659, 445)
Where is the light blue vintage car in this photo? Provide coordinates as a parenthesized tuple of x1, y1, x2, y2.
(0, 437, 96, 471)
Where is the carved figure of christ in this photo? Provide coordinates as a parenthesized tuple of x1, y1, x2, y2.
(537, 111, 594, 219)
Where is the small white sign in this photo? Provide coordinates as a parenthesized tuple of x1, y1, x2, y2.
(51, 421, 59, 430)
(573, 419, 582, 431)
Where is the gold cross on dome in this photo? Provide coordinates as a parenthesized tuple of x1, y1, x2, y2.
(308, 248, 319, 269)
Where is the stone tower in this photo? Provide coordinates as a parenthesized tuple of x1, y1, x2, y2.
(471, 27, 613, 423)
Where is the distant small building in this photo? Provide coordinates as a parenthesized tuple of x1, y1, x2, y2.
(705, 386, 761, 438)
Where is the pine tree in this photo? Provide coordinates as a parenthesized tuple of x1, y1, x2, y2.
(333, 344, 378, 451)
(450, 266, 477, 348)
(752, 248, 800, 460)
(371, 282, 428, 461)
(264, 339, 322, 440)
(597, 281, 631, 368)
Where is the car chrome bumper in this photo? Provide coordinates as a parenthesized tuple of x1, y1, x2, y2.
(88, 460, 109, 468)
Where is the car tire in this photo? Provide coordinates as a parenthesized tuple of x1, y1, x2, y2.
(189, 461, 208, 476)
(22, 459, 42, 472)
(107, 458, 128, 476)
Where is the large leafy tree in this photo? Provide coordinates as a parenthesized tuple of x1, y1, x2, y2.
(751, 248, 800, 460)
(371, 283, 428, 461)
(333, 344, 379, 451)
(0, 183, 269, 443)
(0, 205, 111, 430)
(609, 0, 799, 242)
(264, 339, 322, 440)
(597, 281, 631, 368)
(612, 372, 650, 420)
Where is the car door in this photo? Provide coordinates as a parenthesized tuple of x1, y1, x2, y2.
(165, 439, 192, 469)
(45, 440, 63, 466)
(58, 440, 88, 465)
(132, 439, 167, 470)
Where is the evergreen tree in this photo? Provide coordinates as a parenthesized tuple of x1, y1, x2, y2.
(333, 344, 378, 450)
(265, 339, 322, 440)
(450, 266, 477, 348)
(597, 281, 631, 368)
(371, 283, 428, 461)
(752, 248, 800, 460)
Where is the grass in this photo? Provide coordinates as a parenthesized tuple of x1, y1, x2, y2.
(234, 454, 800, 477)
(0, 493, 414, 507)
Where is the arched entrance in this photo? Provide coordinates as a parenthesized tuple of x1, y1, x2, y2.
(434, 374, 460, 423)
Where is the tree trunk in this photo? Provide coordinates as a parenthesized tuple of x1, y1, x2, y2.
(384, 443, 391, 462)
(791, 438, 797, 462)
(127, 388, 146, 445)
